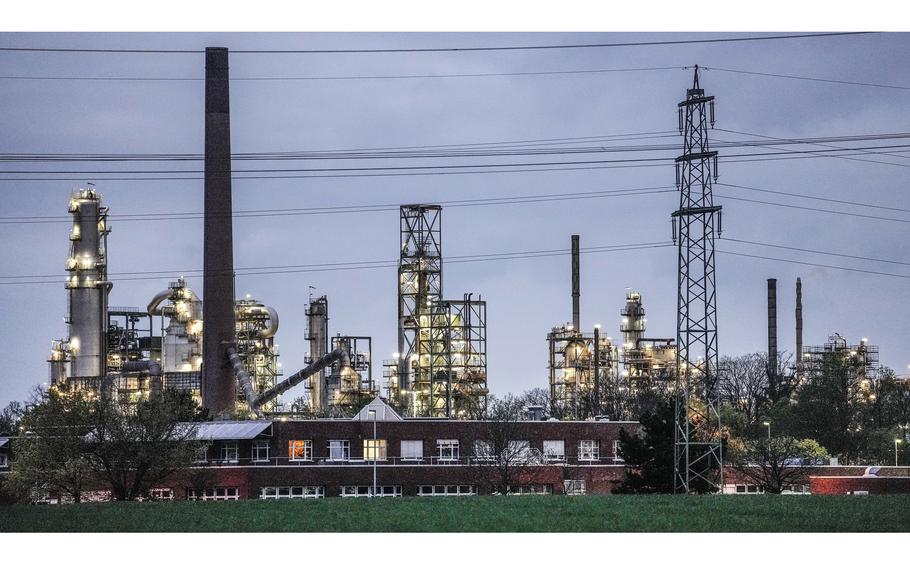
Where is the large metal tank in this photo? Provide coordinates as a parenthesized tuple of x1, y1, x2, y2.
(305, 296, 329, 412)
(66, 187, 110, 378)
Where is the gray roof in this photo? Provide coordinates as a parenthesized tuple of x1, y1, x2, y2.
(181, 421, 273, 441)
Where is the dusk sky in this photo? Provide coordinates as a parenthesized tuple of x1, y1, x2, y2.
(1, 32, 908, 408)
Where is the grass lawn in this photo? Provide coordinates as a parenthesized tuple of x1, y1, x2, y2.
(2, 494, 909, 532)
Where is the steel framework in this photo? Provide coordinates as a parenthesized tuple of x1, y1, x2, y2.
(672, 66, 724, 493)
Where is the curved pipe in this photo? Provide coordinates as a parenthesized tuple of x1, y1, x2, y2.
(240, 305, 279, 338)
(147, 289, 172, 316)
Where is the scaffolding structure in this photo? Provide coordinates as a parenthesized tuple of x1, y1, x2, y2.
(390, 205, 488, 417)
(106, 307, 159, 373)
(802, 334, 880, 397)
(327, 335, 376, 407)
(548, 324, 618, 418)
(619, 290, 676, 391)
(671, 66, 724, 493)
(234, 296, 282, 412)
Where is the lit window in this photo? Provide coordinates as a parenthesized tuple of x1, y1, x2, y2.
(220, 441, 239, 463)
(288, 440, 313, 462)
(543, 440, 565, 462)
(578, 440, 599, 461)
(437, 439, 459, 461)
(328, 440, 351, 462)
(251, 441, 270, 463)
(401, 440, 423, 461)
(363, 439, 388, 461)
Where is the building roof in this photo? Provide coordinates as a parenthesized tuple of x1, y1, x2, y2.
(181, 420, 273, 441)
(352, 397, 403, 422)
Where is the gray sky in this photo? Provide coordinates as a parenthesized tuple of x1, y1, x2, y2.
(1, 32, 908, 408)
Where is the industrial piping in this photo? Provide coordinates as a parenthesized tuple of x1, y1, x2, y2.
(226, 345, 259, 412)
(571, 234, 580, 331)
(251, 344, 350, 409)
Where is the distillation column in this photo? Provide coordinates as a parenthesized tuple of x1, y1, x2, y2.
(306, 296, 329, 412)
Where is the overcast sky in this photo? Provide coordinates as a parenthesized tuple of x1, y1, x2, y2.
(1, 32, 908, 408)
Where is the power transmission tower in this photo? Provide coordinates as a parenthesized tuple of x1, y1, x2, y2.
(671, 65, 724, 493)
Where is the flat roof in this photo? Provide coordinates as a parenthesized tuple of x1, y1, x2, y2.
(181, 421, 273, 441)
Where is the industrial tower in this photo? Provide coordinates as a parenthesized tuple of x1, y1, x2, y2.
(671, 66, 724, 493)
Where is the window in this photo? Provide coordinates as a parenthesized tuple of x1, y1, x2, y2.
(148, 488, 173, 501)
(251, 440, 270, 463)
(735, 484, 765, 494)
(508, 440, 533, 463)
(613, 439, 623, 462)
(193, 445, 208, 464)
(340, 486, 402, 498)
(288, 440, 312, 462)
(188, 487, 239, 501)
(363, 439, 388, 461)
(418, 485, 476, 496)
(220, 441, 239, 463)
(508, 484, 553, 495)
(328, 440, 350, 462)
(564, 480, 587, 495)
(543, 440, 565, 462)
(473, 440, 495, 462)
(260, 486, 324, 499)
(578, 440, 599, 461)
(401, 440, 424, 461)
(437, 439, 459, 461)
(0, 454, 8, 468)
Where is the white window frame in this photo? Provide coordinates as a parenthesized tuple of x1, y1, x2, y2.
(543, 440, 565, 463)
(328, 439, 351, 462)
(508, 440, 532, 463)
(148, 488, 174, 501)
(340, 485, 402, 498)
(220, 441, 239, 464)
(564, 479, 587, 495)
(578, 440, 600, 461)
(508, 484, 553, 495)
(189, 487, 239, 501)
(288, 439, 313, 462)
(473, 440, 495, 462)
(251, 440, 270, 463)
(260, 486, 324, 500)
(418, 485, 476, 496)
(363, 439, 388, 461)
(437, 439, 459, 461)
(612, 439, 623, 461)
(401, 440, 424, 461)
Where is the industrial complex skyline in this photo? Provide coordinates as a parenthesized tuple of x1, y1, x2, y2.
(1, 32, 909, 408)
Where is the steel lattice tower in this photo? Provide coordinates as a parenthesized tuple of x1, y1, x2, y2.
(671, 66, 724, 493)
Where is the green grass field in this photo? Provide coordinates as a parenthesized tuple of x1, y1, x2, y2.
(2, 495, 909, 532)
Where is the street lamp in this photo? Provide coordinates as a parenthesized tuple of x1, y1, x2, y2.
(895, 438, 903, 468)
(762, 421, 771, 441)
(368, 409, 377, 498)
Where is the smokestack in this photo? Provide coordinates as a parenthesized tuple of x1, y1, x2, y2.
(767, 278, 777, 366)
(796, 277, 803, 361)
(571, 234, 580, 331)
(202, 47, 237, 415)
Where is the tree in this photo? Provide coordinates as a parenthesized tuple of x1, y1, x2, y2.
(84, 389, 201, 501)
(613, 400, 675, 494)
(469, 394, 540, 495)
(728, 436, 827, 494)
(0, 400, 24, 435)
(8, 388, 95, 503)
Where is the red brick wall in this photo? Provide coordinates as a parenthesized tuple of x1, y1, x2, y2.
(810, 476, 910, 495)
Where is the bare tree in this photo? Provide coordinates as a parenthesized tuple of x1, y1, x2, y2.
(469, 395, 541, 495)
(728, 436, 827, 494)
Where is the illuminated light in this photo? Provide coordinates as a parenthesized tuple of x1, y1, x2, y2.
(393, 352, 400, 358)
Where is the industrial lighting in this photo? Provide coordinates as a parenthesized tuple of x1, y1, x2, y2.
(594, 324, 601, 329)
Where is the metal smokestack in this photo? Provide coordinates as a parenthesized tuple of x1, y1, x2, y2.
(202, 47, 236, 415)
(796, 277, 803, 361)
(767, 278, 778, 387)
(571, 234, 580, 331)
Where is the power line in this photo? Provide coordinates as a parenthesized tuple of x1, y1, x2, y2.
(717, 182, 910, 214)
(0, 33, 872, 55)
(715, 192, 910, 224)
(718, 250, 910, 280)
(724, 238, 910, 267)
(0, 186, 676, 224)
(0, 65, 684, 82)
(706, 65, 910, 92)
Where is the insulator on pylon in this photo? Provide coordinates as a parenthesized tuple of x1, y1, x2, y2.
(678, 108, 684, 134)
(713, 154, 719, 181)
(709, 100, 716, 127)
(675, 162, 681, 189)
(671, 217, 677, 244)
(716, 210, 723, 238)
